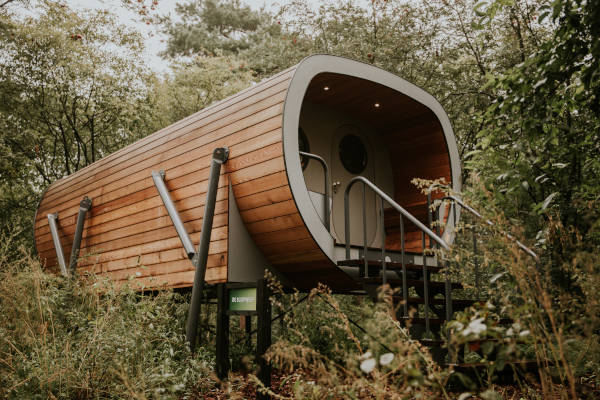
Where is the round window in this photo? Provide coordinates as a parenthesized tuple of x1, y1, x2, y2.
(299, 127, 310, 170)
(339, 134, 367, 174)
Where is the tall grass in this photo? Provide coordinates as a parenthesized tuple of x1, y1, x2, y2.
(1, 183, 598, 400)
(434, 180, 600, 398)
(0, 234, 215, 399)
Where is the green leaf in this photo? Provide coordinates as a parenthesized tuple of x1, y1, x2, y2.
(541, 192, 558, 210)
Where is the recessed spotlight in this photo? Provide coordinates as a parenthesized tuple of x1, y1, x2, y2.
(323, 86, 330, 91)
(374, 103, 380, 108)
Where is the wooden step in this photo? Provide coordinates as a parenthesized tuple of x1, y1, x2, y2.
(338, 259, 444, 273)
(362, 277, 463, 290)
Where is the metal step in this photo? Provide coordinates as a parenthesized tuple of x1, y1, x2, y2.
(338, 259, 444, 273)
(361, 277, 463, 290)
(419, 337, 504, 347)
(399, 317, 447, 325)
(399, 297, 477, 308)
(447, 359, 540, 372)
(399, 316, 511, 326)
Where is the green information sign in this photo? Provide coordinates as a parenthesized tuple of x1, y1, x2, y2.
(229, 287, 257, 312)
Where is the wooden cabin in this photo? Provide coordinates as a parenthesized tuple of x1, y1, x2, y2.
(33, 55, 461, 292)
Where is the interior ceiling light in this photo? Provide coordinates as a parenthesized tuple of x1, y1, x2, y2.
(323, 86, 330, 91)
(374, 102, 380, 108)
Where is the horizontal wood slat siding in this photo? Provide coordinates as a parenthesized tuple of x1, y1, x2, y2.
(34, 68, 332, 289)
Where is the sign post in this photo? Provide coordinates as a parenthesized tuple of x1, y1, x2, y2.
(216, 280, 271, 399)
(229, 287, 257, 312)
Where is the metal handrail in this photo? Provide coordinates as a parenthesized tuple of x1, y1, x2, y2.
(344, 177, 449, 335)
(299, 151, 331, 230)
(427, 184, 538, 261)
(345, 177, 449, 261)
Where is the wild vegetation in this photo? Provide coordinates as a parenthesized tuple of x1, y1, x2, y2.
(0, 0, 598, 398)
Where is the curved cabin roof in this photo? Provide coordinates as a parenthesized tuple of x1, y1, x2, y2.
(33, 55, 461, 291)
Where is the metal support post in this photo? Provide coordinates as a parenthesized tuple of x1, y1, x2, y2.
(186, 147, 229, 352)
(68, 196, 92, 274)
(152, 170, 196, 259)
(216, 283, 230, 379)
(47, 213, 68, 277)
(256, 278, 272, 400)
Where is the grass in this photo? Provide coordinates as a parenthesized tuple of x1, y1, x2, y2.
(1, 199, 599, 400)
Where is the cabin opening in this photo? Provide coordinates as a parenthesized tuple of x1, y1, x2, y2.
(295, 72, 452, 257)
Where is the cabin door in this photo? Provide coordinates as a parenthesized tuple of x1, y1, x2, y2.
(330, 124, 378, 247)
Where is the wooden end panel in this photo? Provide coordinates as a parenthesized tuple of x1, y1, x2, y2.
(229, 139, 327, 268)
(229, 140, 346, 290)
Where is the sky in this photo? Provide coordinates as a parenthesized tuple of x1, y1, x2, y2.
(70, 0, 318, 73)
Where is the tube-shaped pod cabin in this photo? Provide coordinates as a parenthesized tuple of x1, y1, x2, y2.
(33, 55, 461, 292)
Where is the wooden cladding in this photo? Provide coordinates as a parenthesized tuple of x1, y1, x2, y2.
(34, 57, 457, 293)
(34, 67, 317, 290)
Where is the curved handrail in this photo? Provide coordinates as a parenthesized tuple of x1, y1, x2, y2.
(299, 151, 330, 230)
(427, 184, 538, 261)
(344, 177, 450, 261)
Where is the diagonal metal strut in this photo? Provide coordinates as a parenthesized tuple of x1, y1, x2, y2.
(47, 213, 68, 276)
(151, 147, 229, 352)
(47, 195, 92, 277)
(152, 170, 196, 259)
(68, 196, 92, 274)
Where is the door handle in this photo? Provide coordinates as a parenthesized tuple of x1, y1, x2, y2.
(332, 181, 341, 194)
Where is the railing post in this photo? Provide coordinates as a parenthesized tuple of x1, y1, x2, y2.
(363, 183, 368, 277)
(400, 215, 408, 316)
(422, 231, 430, 336)
(299, 151, 330, 231)
(380, 196, 386, 286)
(344, 186, 351, 261)
(186, 147, 229, 352)
(68, 196, 92, 274)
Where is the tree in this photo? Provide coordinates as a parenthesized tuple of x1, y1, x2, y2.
(470, 0, 600, 301)
(473, 0, 599, 232)
(152, 56, 255, 126)
(162, 0, 549, 172)
(162, 0, 279, 58)
(0, 1, 158, 247)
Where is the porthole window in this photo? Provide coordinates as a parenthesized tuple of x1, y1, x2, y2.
(299, 127, 310, 170)
(339, 134, 367, 174)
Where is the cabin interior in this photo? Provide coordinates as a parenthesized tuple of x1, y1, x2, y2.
(298, 72, 452, 255)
